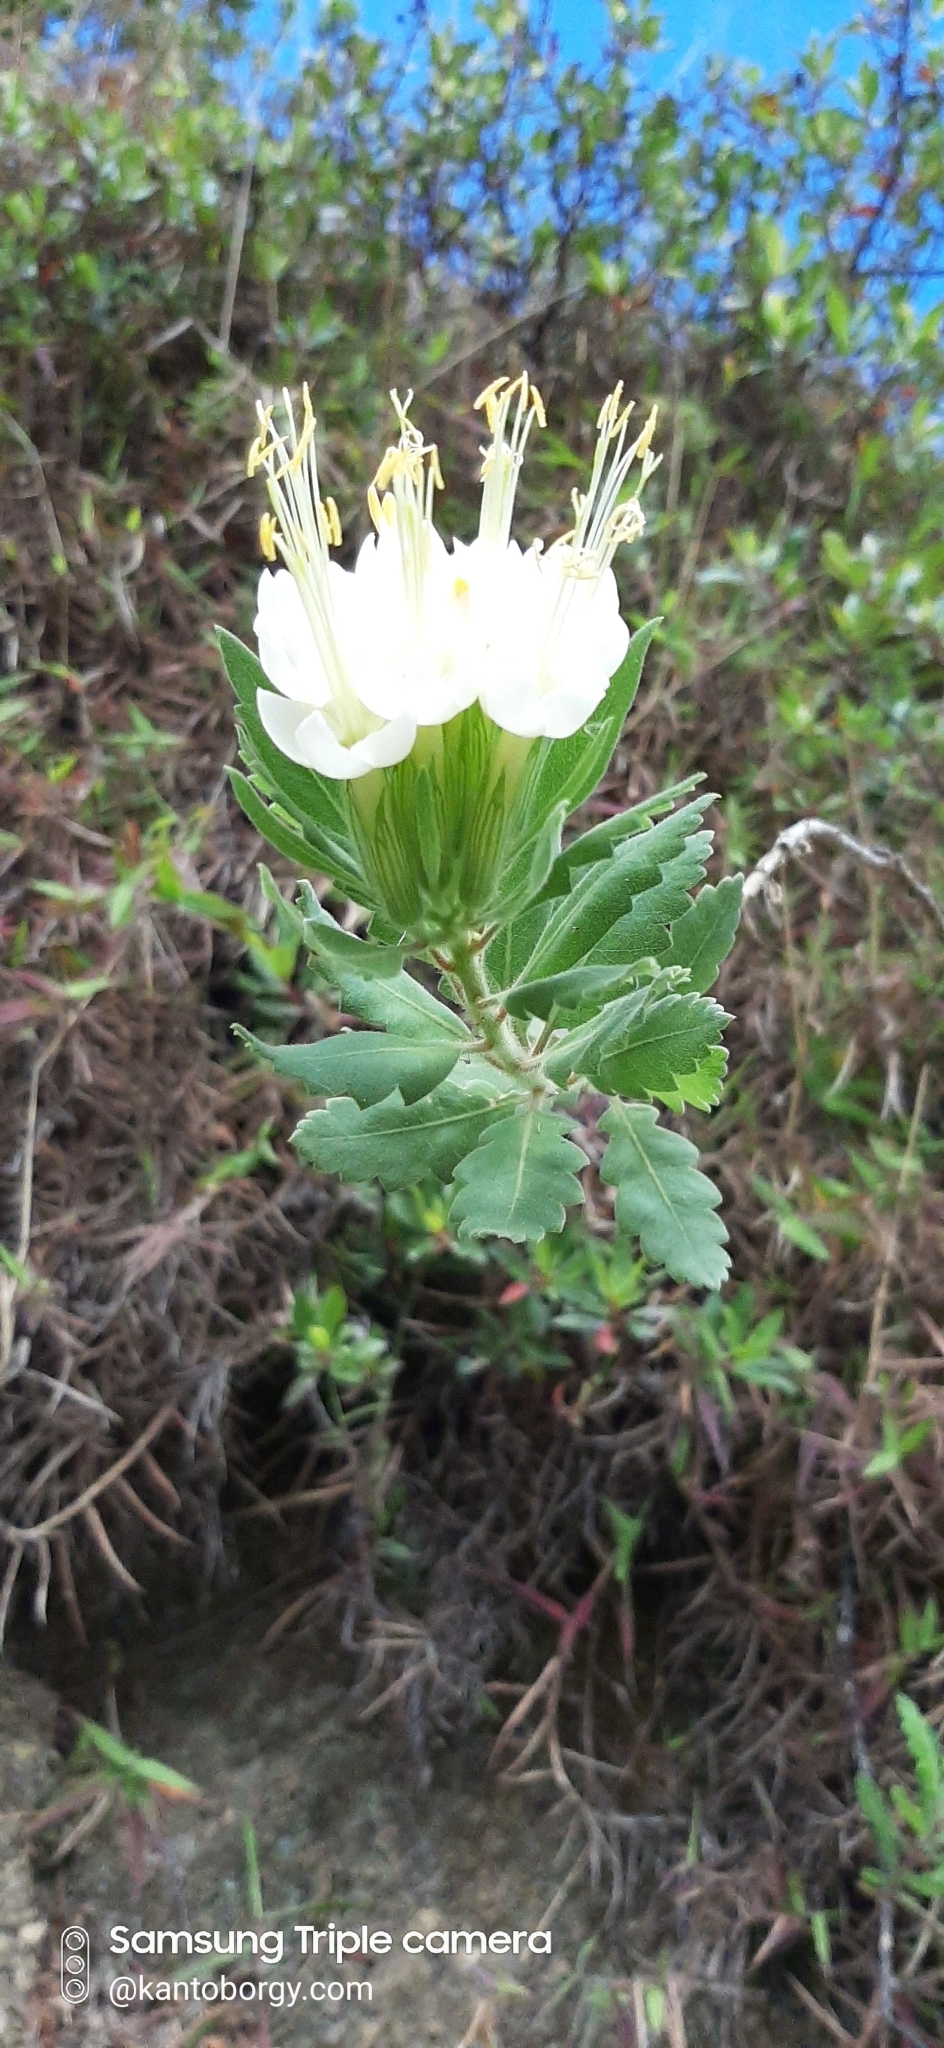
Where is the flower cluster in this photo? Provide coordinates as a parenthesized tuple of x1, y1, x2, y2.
(247, 375, 660, 781)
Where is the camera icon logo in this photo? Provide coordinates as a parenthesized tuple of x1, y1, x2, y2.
(60, 1926, 90, 2003)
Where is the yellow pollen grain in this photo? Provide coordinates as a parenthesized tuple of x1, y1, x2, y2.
(453, 575, 470, 601)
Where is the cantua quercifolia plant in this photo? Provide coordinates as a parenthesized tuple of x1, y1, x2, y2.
(220, 375, 741, 1287)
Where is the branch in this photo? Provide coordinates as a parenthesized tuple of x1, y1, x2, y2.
(742, 817, 944, 940)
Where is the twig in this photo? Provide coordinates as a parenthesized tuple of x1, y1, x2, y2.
(742, 817, 944, 939)
(0, 1402, 177, 1542)
(786, 1974, 857, 2044)
(866, 1064, 930, 1385)
(1, 1023, 70, 1380)
(217, 147, 257, 354)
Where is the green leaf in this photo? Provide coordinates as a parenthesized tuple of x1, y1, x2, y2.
(825, 283, 851, 351)
(520, 799, 713, 983)
(580, 868, 700, 975)
(654, 1045, 729, 1113)
(450, 1109, 586, 1243)
(897, 1694, 944, 1824)
(559, 990, 727, 1097)
(753, 1176, 831, 1261)
(661, 877, 743, 993)
(490, 800, 568, 926)
(501, 960, 645, 1021)
(508, 619, 661, 840)
(603, 1499, 648, 1586)
(599, 1102, 730, 1289)
(856, 1774, 900, 1873)
(336, 965, 470, 1041)
(236, 1025, 461, 1107)
(538, 772, 705, 899)
(294, 1074, 518, 1190)
(227, 770, 369, 902)
(294, 879, 407, 978)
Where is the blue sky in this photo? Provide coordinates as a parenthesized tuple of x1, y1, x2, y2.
(250, 0, 863, 85)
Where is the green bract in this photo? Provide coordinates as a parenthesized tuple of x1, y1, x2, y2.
(221, 624, 741, 1287)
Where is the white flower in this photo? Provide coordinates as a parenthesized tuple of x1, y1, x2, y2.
(247, 376, 659, 778)
(463, 378, 660, 739)
(248, 386, 418, 780)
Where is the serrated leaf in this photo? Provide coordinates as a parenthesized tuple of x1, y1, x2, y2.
(661, 876, 743, 993)
(450, 1109, 586, 1243)
(897, 1694, 944, 1820)
(599, 1101, 729, 1289)
(538, 772, 705, 900)
(236, 1024, 461, 1106)
(584, 868, 699, 971)
(293, 1073, 518, 1189)
(568, 991, 727, 1097)
(654, 1044, 729, 1112)
(520, 799, 713, 983)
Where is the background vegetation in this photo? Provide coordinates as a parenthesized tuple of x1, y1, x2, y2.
(1, 1, 943, 2040)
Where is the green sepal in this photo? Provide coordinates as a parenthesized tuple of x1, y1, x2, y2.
(450, 1107, 587, 1243)
(234, 1023, 462, 1107)
(487, 801, 568, 928)
(599, 1101, 730, 1290)
(293, 1073, 518, 1191)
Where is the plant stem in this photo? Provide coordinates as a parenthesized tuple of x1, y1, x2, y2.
(440, 935, 535, 1083)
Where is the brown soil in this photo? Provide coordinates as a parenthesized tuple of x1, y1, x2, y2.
(5, 1602, 820, 2048)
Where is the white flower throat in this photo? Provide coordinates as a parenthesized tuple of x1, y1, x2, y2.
(248, 374, 660, 778)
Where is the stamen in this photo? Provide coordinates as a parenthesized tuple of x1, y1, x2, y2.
(259, 512, 278, 561)
(476, 370, 546, 549)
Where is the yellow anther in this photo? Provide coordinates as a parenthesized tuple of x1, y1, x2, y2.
(246, 403, 275, 477)
(530, 382, 547, 429)
(319, 496, 342, 547)
(373, 445, 399, 493)
(429, 446, 444, 491)
(630, 404, 659, 462)
(475, 376, 509, 431)
(259, 512, 278, 561)
(367, 484, 383, 531)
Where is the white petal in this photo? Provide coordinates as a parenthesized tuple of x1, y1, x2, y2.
(258, 691, 416, 780)
(254, 569, 331, 706)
